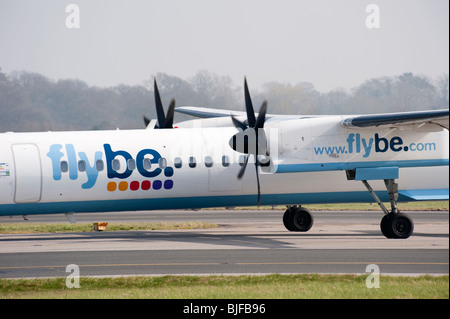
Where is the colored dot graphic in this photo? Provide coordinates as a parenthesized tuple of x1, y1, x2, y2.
(107, 182, 117, 192)
(142, 180, 151, 190)
(106, 166, 175, 192)
(130, 181, 140, 191)
(107, 179, 173, 192)
(119, 181, 128, 191)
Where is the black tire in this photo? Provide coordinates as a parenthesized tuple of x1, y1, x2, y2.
(283, 207, 296, 231)
(283, 207, 314, 232)
(380, 214, 394, 238)
(380, 213, 414, 239)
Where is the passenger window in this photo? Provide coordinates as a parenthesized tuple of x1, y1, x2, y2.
(205, 156, 213, 168)
(222, 155, 230, 167)
(78, 160, 86, 172)
(127, 158, 136, 170)
(143, 158, 152, 170)
(174, 157, 182, 169)
(96, 160, 104, 171)
(112, 159, 120, 171)
(60, 161, 68, 173)
(189, 156, 196, 168)
(159, 157, 167, 169)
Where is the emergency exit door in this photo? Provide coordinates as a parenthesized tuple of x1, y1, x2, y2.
(12, 144, 42, 203)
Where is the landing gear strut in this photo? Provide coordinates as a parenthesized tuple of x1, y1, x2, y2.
(283, 205, 314, 232)
(362, 179, 414, 239)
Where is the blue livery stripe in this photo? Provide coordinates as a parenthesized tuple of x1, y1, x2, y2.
(276, 159, 449, 173)
(0, 189, 447, 216)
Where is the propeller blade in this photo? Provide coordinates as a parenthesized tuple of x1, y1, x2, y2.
(164, 99, 176, 128)
(255, 100, 267, 129)
(237, 155, 261, 206)
(154, 79, 166, 128)
(244, 77, 256, 128)
(231, 115, 247, 131)
(254, 101, 268, 159)
(255, 161, 261, 207)
(143, 115, 150, 127)
(237, 155, 249, 179)
(232, 78, 268, 207)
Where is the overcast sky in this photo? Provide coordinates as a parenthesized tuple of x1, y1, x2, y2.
(0, 0, 448, 92)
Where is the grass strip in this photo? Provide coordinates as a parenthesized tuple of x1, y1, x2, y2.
(0, 221, 217, 234)
(0, 274, 448, 299)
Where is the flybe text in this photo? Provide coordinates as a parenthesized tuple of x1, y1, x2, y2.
(47, 143, 166, 189)
(314, 133, 437, 158)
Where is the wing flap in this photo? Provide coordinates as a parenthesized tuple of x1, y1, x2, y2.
(342, 109, 449, 130)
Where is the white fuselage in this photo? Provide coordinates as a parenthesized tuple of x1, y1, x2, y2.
(0, 116, 448, 216)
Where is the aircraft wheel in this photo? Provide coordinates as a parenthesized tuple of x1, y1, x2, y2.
(380, 213, 414, 239)
(283, 206, 314, 232)
(283, 207, 296, 231)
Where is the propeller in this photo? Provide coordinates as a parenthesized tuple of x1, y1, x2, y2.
(143, 79, 176, 129)
(230, 77, 269, 206)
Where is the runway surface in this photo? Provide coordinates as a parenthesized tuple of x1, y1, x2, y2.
(0, 210, 448, 278)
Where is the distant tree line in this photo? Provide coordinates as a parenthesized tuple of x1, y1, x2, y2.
(0, 68, 448, 132)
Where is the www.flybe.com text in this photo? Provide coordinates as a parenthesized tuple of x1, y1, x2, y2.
(314, 133, 437, 158)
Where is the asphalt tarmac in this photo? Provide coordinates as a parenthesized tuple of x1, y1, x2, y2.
(0, 210, 448, 278)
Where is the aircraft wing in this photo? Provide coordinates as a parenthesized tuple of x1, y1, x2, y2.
(341, 109, 449, 130)
(175, 106, 311, 122)
(175, 106, 247, 118)
(177, 106, 449, 130)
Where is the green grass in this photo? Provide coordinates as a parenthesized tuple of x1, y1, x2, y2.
(0, 221, 217, 234)
(0, 274, 448, 299)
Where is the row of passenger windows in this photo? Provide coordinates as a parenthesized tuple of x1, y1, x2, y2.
(60, 155, 245, 172)
(174, 156, 234, 169)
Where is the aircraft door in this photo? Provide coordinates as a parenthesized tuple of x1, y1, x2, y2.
(12, 144, 42, 203)
(0, 144, 14, 204)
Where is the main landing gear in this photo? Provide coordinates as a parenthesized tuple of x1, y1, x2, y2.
(361, 179, 413, 239)
(282, 178, 414, 239)
(283, 205, 314, 232)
